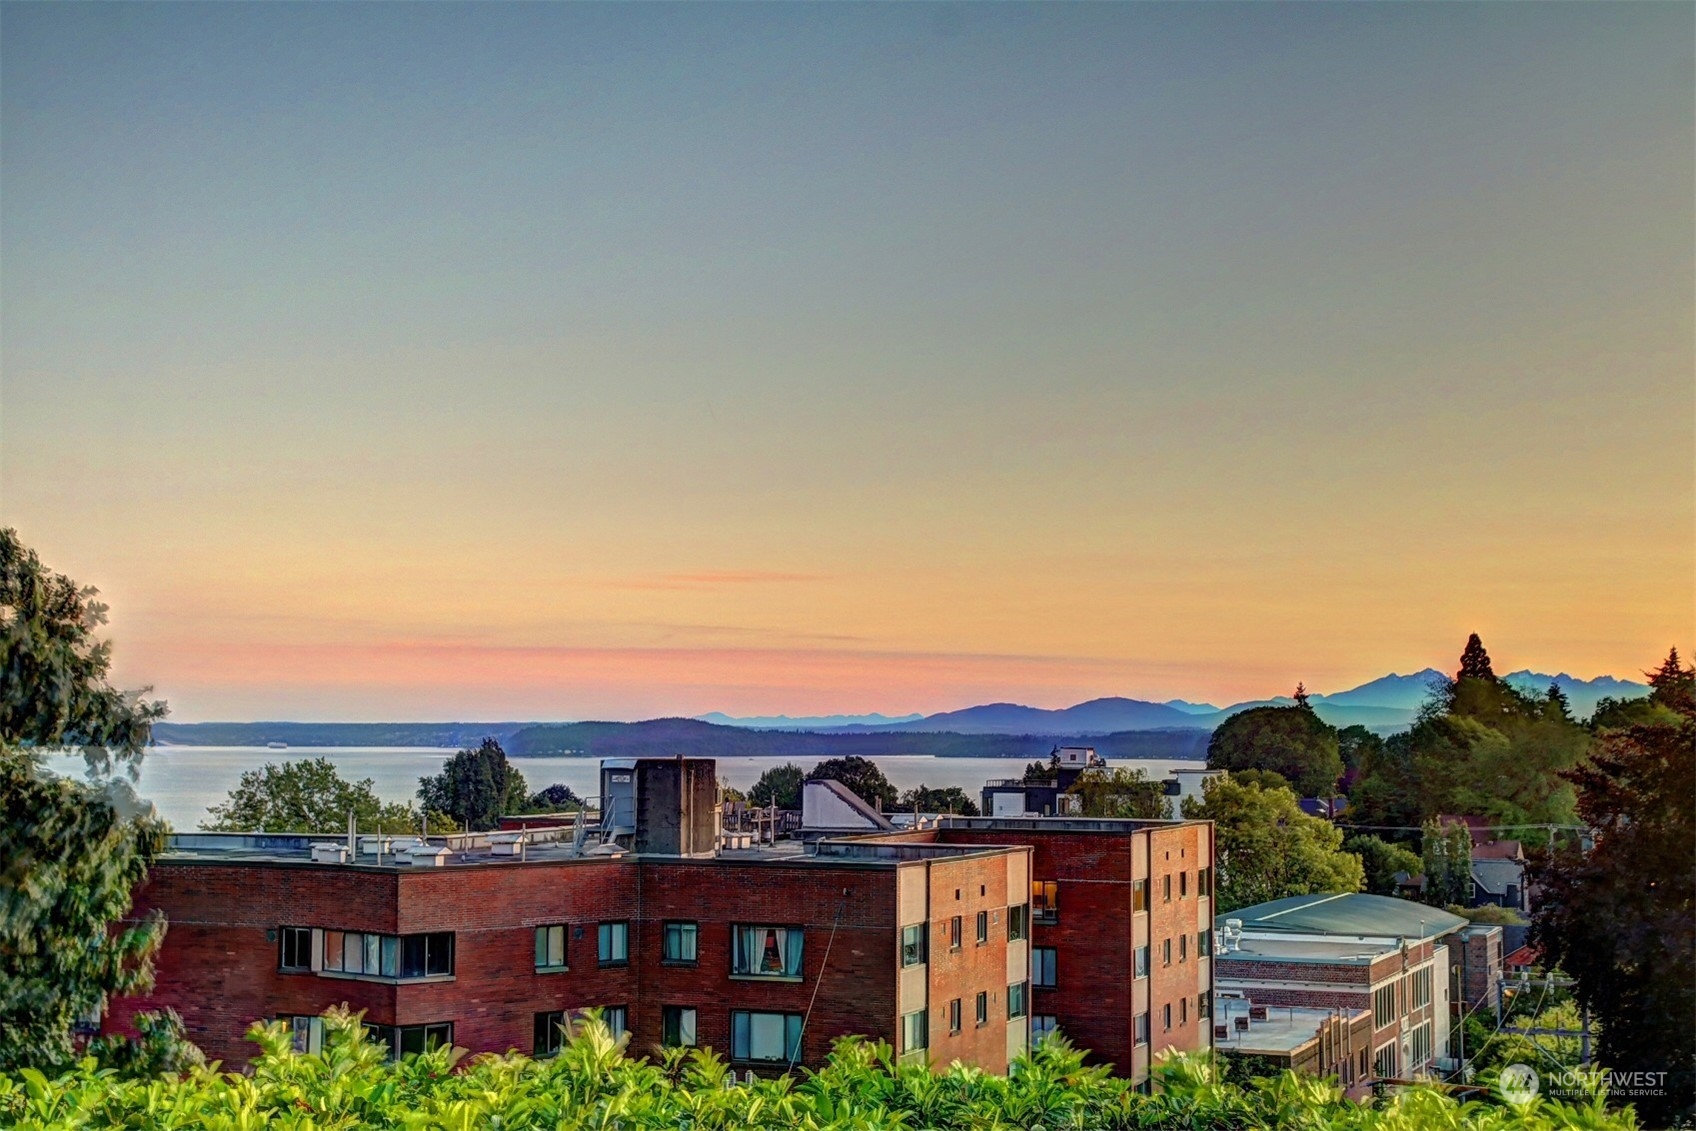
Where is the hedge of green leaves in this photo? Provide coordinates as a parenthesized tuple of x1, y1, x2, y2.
(0, 1009, 1636, 1131)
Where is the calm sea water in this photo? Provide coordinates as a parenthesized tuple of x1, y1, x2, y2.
(42, 747, 1198, 830)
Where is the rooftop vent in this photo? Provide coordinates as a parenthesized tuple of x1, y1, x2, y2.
(310, 843, 349, 864)
(358, 836, 394, 857)
(401, 845, 452, 867)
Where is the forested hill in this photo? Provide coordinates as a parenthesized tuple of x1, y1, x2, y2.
(151, 718, 1211, 759)
(151, 722, 534, 748)
(503, 718, 1210, 760)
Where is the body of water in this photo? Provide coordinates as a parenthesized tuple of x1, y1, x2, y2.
(44, 747, 1201, 830)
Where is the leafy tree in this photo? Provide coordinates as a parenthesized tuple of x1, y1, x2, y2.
(805, 755, 897, 809)
(526, 783, 587, 813)
(1182, 776, 1362, 913)
(718, 780, 746, 804)
(896, 784, 980, 815)
(1206, 704, 1343, 797)
(1345, 834, 1422, 896)
(748, 762, 804, 809)
(1063, 767, 1169, 818)
(0, 529, 183, 1073)
(203, 757, 444, 833)
(1351, 635, 1587, 831)
(0, 529, 165, 776)
(1419, 818, 1475, 907)
(1335, 724, 1384, 783)
(417, 738, 528, 830)
(1528, 692, 1696, 1125)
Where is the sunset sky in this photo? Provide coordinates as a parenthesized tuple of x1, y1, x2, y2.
(3, 4, 1691, 722)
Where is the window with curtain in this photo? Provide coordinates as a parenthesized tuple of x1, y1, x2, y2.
(732, 925, 803, 977)
(731, 1010, 803, 1062)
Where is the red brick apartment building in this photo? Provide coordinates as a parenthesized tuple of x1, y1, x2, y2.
(106, 760, 1215, 1084)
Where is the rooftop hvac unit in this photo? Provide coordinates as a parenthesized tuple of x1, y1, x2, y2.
(489, 834, 528, 857)
(310, 843, 349, 864)
(402, 845, 452, 867)
(358, 836, 393, 857)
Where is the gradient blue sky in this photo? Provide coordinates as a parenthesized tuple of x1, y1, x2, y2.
(3, 4, 1691, 720)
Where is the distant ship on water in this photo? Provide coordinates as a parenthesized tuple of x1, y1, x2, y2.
(266, 741, 288, 749)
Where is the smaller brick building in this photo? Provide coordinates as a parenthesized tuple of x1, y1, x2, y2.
(1214, 894, 1464, 1082)
(1215, 999, 1374, 1095)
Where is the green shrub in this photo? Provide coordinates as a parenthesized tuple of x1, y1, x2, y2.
(0, 1007, 1638, 1130)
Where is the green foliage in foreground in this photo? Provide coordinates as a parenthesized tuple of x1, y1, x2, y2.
(0, 1009, 1639, 1131)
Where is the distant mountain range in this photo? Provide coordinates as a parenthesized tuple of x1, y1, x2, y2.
(696, 711, 924, 730)
(697, 668, 1650, 737)
(150, 668, 1649, 756)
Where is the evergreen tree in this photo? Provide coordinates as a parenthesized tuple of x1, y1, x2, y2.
(1528, 691, 1696, 1125)
(1645, 646, 1695, 715)
(748, 762, 804, 809)
(1457, 633, 1496, 681)
(417, 738, 528, 831)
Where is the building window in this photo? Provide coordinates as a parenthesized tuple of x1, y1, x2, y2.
(375, 1022, 453, 1059)
(949, 915, 963, 950)
(1134, 945, 1149, 978)
(1162, 938, 1172, 967)
(975, 991, 989, 1026)
(733, 925, 804, 978)
(1180, 997, 1187, 1024)
(402, 933, 453, 978)
(731, 1011, 803, 1063)
(1198, 991, 1211, 1019)
(279, 1015, 324, 1054)
(901, 1009, 928, 1054)
(1032, 881, 1059, 924)
(901, 923, 927, 967)
(1007, 904, 1028, 941)
(1163, 1003, 1172, 1031)
(663, 1006, 698, 1047)
(948, 998, 962, 1034)
(534, 1011, 566, 1057)
(279, 926, 313, 971)
(1162, 875, 1172, 903)
(535, 925, 567, 971)
(975, 910, 989, 944)
(323, 931, 452, 980)
(1410, 966, 1432, 1009)
(602, 1006, 628, 1036)
(1032, 946, 1057, 988)
(598, 922, 629, 966)
(1032, 1015, 1059, 1044)
(1132, 879, 1147, 913)
(1373, 984, 1397, 1027)
(1008, 981, 1028, 1019)
(1179, 871, 1188, 898)
(1134, 1012, 1150, 1046)
(1179, 934, 1187, 963)
(1373, 1043, 1396, 1079)
(1198, 928, 1212, 957)
(663, 922, 698, 963)
(1197, 866, 1213, 898)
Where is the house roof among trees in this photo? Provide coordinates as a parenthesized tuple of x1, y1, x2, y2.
(1221, 892, 1467, 940)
